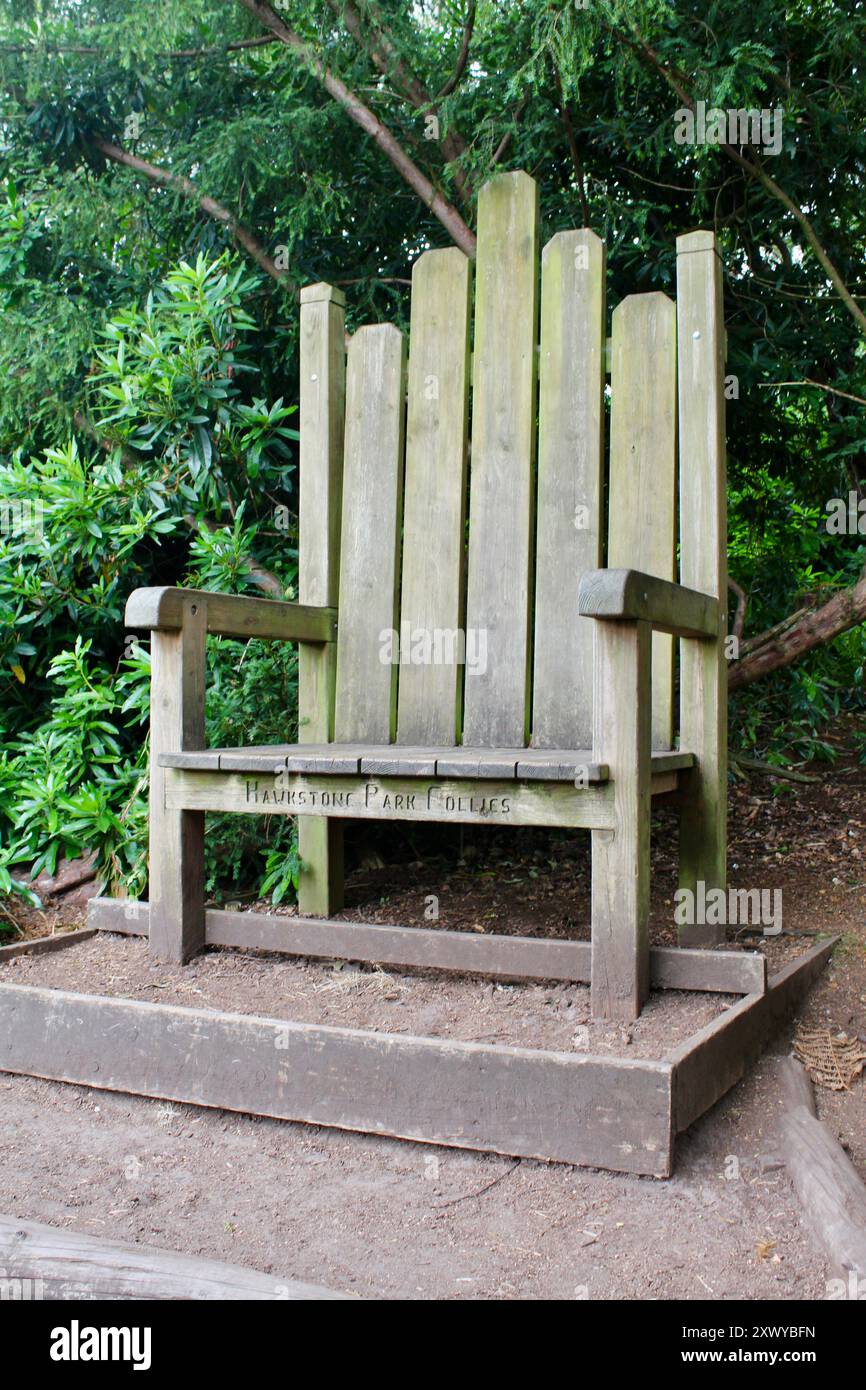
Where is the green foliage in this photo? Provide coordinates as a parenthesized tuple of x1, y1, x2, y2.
(0, 247, 302, 921)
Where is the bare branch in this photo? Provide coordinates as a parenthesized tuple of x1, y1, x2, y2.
(90, 136, 295, 289)
(327, 0, 472, 202)
(436, 1, 476, 98)
(233, 0, 476, 255)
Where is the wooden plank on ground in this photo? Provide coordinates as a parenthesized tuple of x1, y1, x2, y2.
(608, 293, 677, 750)
(87, 897, 149, 935)
(533, 229, 606, 749)
(778, 1058, 866, 1282)
(669, 935, 837, 1132)
(0, 983, 673, 1175)
(676, 231, 727, 944)
(0, 1215, 348, 1301)
(334, 324, 406, 743)
(0, 928, 96, 962)
(398, 247, 471, 745)
(86, 898, 767, 997)
(464, 171, 539, 748)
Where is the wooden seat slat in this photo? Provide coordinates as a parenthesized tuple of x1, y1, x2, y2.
(159, 746, 695, 783)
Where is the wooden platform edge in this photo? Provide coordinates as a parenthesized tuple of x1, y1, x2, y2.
(0, 980, 674, 1176)
(0, 927, 96, 961)
(0, 1214, 350, 1301)
(87, 897, 766, 994)
(668, 935, 838, 1133)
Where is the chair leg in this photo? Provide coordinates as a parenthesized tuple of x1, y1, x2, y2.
(678, 637, 727, 946)
(590, 619, 651, 1021)
(148, 610, 206, 963)
(298, 818, 344, 916)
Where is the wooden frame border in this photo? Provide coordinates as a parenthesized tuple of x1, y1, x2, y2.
(88, 897, 766, 994)
(0, 927, 96, 962)
(0, 927, 835, 1178)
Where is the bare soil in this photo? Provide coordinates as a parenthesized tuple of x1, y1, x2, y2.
(1, 752, 864, 1299)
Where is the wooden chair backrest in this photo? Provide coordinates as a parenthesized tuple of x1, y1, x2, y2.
(299, 171, 726, 753)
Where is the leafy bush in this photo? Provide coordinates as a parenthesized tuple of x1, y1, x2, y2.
(0, 250, 303, 928)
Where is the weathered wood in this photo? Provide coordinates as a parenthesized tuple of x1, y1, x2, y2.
(334, 324, 406, 743)
(0, 982, 674, 1176)
(148, 598, 206, 963)
(676, 231, 728, 944)
(87, 898, 768, 997)
(157, 744, 692, 781)
(591, 619, 651, 1021)
(206, 913, 765, 994)
(0, 1215, 348, 1301)
(0, 928, 96, 961)
(398, 247, 471, 745)
(165, 769, 617, 830)
(125, 587, 336, 643)
(464, 171, 539, 747)
(87, 896, 149, 934)
(533, 228, 606, 749)
(669, 935, 837, 1132)
(778, 1059, 866, 1281)
(651, 945, 765, 995)
(578, 569, 719, 638)
(608, 293, 677, 750)
(298, 281, 346, 915)
(779, 1052, 816, 1115)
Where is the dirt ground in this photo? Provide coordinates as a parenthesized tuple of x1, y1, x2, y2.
(1, 752, 864, 1300)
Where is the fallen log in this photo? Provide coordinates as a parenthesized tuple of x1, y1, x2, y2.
(0, 1215, 351, 1300)
(778, 1057, 866, 1282)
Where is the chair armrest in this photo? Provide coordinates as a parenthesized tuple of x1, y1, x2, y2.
(125, 587, 337, 644)
(578, 569, 719, 639)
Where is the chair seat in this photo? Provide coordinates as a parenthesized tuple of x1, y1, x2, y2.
(159, 743, 696, 782)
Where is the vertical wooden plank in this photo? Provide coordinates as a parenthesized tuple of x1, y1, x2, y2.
(533, 229, 606, 749)
(608, 293, 677, 751)
(590, 620, 651, 1021)
(464, 171, 539, 748)
(148, 600, 206, 963)
(334, 324, 406, 743)
(298, 283, 346, 914)
(398, 248, 471, 745)
(676, 232, 727, 946)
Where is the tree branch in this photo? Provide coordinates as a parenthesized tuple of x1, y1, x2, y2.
(613, 21, 866, 337)
(327, 0, 472, 203)
(728, 576, 748, 640)
(233, 0, 476, 255)
(728, 576, 866, 689)
(436, 1, 476, 98)
(90, 136, 295, 289)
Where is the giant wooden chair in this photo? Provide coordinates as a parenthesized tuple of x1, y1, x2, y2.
(128, 169, 727, 1019)
(65, 172, 833, 1173)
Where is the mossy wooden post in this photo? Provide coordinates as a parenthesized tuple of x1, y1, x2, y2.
(590, 619, 651, 1020)
(676, 232, 727, 945)
(533, 228, 606, 749)
(608, 293, 677, 751)
(149, 597, 206, 962)
(464, 170, 539, 747)
(298, 283, 345, 915)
